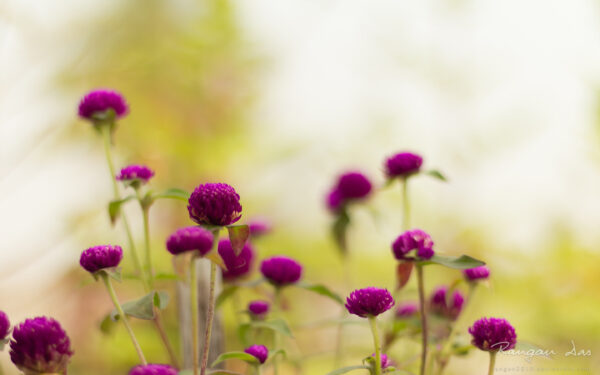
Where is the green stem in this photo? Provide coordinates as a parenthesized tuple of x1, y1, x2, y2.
(135, 188, 154, 288)
(273, 288, 282, 375)
(488, 352, 497, 375)
(190, 255, 200, 375)
(200, 229, 220, 375)
(152, 313, 180, 369)
(334, 256, 352, 368)
(401, 178, 410, 230)
(101, 273, 147, 365)
(368, 316, 382, 375)
(416, 264, 428, 375)
(253, 365, 261, 375)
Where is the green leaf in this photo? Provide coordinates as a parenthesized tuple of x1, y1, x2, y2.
(153, 188, 190, 202)
(267, 349, 286, 362)
(216, 285, 239, 309)
(110, 291, 169, 321)
(99, 314, 116, 334)
(297, 283, 344, 305)
(227, 225, 250, 256)
(101, 267, 122, 283)
(108, 195, 136, 224)
(211, 351, 259, 367)
(332, 210, 350, 255)
(325, 365, 370, 375)
(426, 169, 447, 181)
(424, 254, 485, 270)
(154, 273, 181, 281)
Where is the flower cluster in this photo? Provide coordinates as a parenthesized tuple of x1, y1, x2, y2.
(248, 300, 270, 319)
(469, 317, 517, 352)
(0, 311, 10, 341)
(166, 226, 214, 256)
(384, 152, 423, 178)
(395, 302, 418, 319)
(260, 256, 303, 287)
(80, 245, 123, 274)
(326, 171, 372, 212)
(464, 265, 490, 281)
(188, 183, 242, 226)
(429, 286, 465, 321)
(244, 345, 269, 364)
(345, 287, 395, 318)
(392, 229, 435, 261)
(117, 164, 155, 185)
(78, 89, 129, 121)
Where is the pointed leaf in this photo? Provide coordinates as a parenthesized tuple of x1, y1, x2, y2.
(325, 365, 370, 375)
(108, 195, 135, 224)
(101, 267, 122, 283)
(110, 291, 169, 321)
(332, 210, 350, 255)
(99, 314, 116, 334)
(153, 188, 190, 202)
(298, 283, 343, 305)
(153, 290, 170, 309)
(267, 349, 286, 362)
(396, 261, 413, 290)
(424, 254, 485, 270)
(211, 351, 259, 367)
(426, 169, 447, 182)
(206, 252, 228, 271)
(227, 225, 250, 256)
(216, 285, 239, 309)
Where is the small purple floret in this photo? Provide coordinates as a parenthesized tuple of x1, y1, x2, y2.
(395, 302, 418, 318)
(429, 286, 465, 321)
(326, 171, 372, 213)
(188, 183, 242, 226)
(244, 345, 269, 364)
(9, 317, 73, 374)
(248, 301, 270, 318)
(129, 364, 178, 375)
(370, 353, 391, 369)
(260, 256, 303, 287)
(248, 218, 272, 237)
(463, 265, 490, 281)
(0, 311, 10, 341)
(392, 229, 435, 261)
(345, 287, 395, 318)
(384, 152, 423, 178)
(469, 317, 517, 352)
(116, 165, 155, 184)
(326, 189, 343, 212)
(78, 89, 128, 121)
(218, 239, 254, 281)
(80, 245, 123, 274)
(166, 227, 214, 256)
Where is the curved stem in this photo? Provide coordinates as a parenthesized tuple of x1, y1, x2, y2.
(401, 178, 410, 230)
(101, 273, 147, 365)
(416, 264, 428, 375)
(488, 352, 497, 375)
(200, 229, 221, 375)
(368, 316, 382, 375)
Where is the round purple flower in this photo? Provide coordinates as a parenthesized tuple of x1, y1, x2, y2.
(395, 302, 418, 319)
(392, 229, 435, 261)
(10, 317, 73, 374)
(326, 171, 372, 213)
(429, 286, 465, 321)
(78, 89, 129, 121)
(384, 152, 423, 178)
(80, 245, 123, 274)
(244, 345, 269, 364)
(129, 364, 178, 375)
(248, 218, 272, 237)
(0, 311, 10, 341)
(345, 287, 395, 318)
(218, 239, 255, 281)
(370, 353, 391, 369)
(463, 265, 490, 282)
(469, 317, 517, 352)
(116, 165, 155, 185)
(188, 183, 242, 226)
(248, 301, 270, 319)
(166, 226, 214, 256)
(260, 256, 303, 287)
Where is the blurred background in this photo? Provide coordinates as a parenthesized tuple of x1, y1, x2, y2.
(1, 0, 600, 374)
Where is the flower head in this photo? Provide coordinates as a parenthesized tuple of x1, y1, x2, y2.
(395, 302, 418, 319)
(80, 245, 123, 274)
(9, 317, 73, 374)
(384, 152, 423, 178)
(248, 218, 272, 237)
(166, 227, 214, 256)
(345, 287, 395, 318)
(129, 364, 178, 375)
(469, 317, 517, 352)
(248, 301, 270, 319)
(326, 171, 372, 213)
(463, 265, 490, 282)
(78, 89, 128, 121)
(188, 183, 242, 226)
(218, 239, 254, 281)
(326, 189, 343, 213)
(429, 286, 465, 321)
(260, 256, 303, 287)
(244, 345, 269, 364)
(370, 353, 392, 369)
(0, 311, 10, 341)
(392, 229, 435, 261)
(116, 165, 155, 186)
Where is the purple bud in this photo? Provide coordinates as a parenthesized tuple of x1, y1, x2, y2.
(326, 171, 372, 213)
(9, 317, 73, 374)
(429, 286, 464, 321)
(116, 164, 155, 185)
(0, 311, 10, 341)
(326, 189, 343, 213)
(248, 301, 270, 319)
(78, 89, 128, 121)
(244, 345, 269, 364)
(248, 218, 272, 237)
(391, 229, 435, 261)
(463, 265, 490, 281)
(129, 364, 178, 375)
(395, 302, 418, 319)
(218, 239, 254, 281)
(370, 353, 392, 369)
(80, 245, 123, 274)
(188, 183, 242, 226)
(384, 152, 423, 178)
(345, 287, 395, 318)
(260, 256, 303, 287)
(166, 226, 214, 256)
(469, 317, 517, 352)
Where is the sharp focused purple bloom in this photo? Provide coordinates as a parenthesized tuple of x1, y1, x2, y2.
(188, 183, 242, 226)
(429, 286, 465, 321)
(80, 245, 123, 274)
(384, 152, 423, 178)
(9, 317, 73, 374)
(129, 364, 178, 375)
(395, 302, 419, 318)
(248, 218, 272, 237)
(166, 226, 214, 256)
(218, 239, 254, 281)
(469, 317, 517, 352)
(463, 265, 490, 281)
(326, 171, 372, 213)
(248, 301, 270, 319)
(345, 287, 395, 318)
(370, 353, 391, 369)
(78, 89, 128, 121)
(392, 229, 435, 261)
(0, 311, 10, 341)
(116, 164, 155, 185)
(244, 345, 269, 364)
(260, 256, 303, 287)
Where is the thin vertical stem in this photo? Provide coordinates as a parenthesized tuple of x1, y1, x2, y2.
(368, 316, 382, 375)
(200, 229, 220, 375)
(273, 288, 282, 375)
(101, 273, 147, 365)
(401, 178, 410, 230)
(488, 352, 497, 375)
(334, 256, 352, 368)
(416, 264, 428, 375)
(190, 256, 200, 375)
(254, 365, 261, 375)
(135, 188, 153, 288)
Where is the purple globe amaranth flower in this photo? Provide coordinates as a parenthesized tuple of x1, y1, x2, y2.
(248, 218, 272, 237)
(326, 188, 343, 213)
(10, 317, 73, 374)
(129, 364, 178, 375)
(429, 286, 465, 321)
(384, 152, 423, 178)
(78, 89, 128, 121)
(248, 301, 270, 319)
(395, 302, 419, 319)
(345, 287, 395, 318)
(370, 353, 392, 369)
(244, 345, 269, 364)
(469, 317, 517, 352)
(116, 164, 155, 186)
(218, 239, 255, 281)
(463, 265, 490, 282)
(188, 183, 242, 226)
(166, 226, 214, 256)
(392, 229, 435, 261)
(0, 310, 10, 341)
(260, 256, 303, 287)
(326, 171, 373, 213)
(80, 245, 123, 274)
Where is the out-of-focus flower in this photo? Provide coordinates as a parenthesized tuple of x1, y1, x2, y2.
(469, 317, 517, 352)
(116, 165, 155, 186)
(345, 287, 395, 318)
(188, 183, 242, 226)
(463, 265, 490, 282)
(370, 353, 391, 369)
(325, 171, 372, 213)
(260, 256, 303, 287)
(244, 345, 269, 364)
(80, 245, 123, 274)
(218, 239, 254, 281)
(248, 301, 270, 320)
(78, 89, 128, 121)
(0, 311, 10, 341)
(395, 302, 418, 319)
(166, 227, 214, 256)
(384, 152, 423, 178)
(429, 286, 464, 321)
(129, 364, 178, 375)
(392, 229, 435, 261)
(248, 218, 272, 237)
